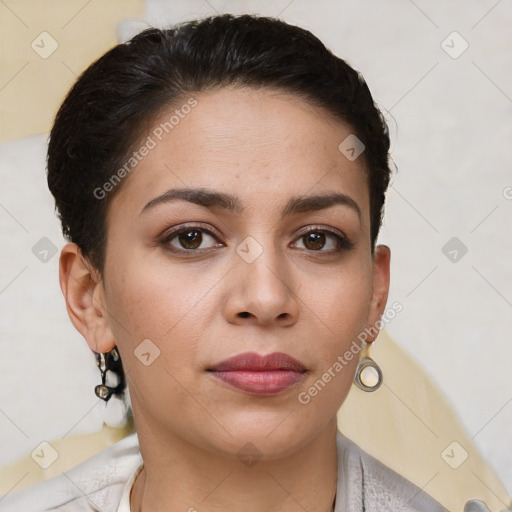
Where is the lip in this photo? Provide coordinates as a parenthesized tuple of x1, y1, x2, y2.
(207, 352, 307, 396)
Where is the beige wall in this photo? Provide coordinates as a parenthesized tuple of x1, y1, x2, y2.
(0, 0, 144, 142)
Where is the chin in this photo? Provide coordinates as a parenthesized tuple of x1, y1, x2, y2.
(203, 409, 323, 460)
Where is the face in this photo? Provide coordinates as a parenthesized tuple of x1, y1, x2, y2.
(73, 86, 390, 460)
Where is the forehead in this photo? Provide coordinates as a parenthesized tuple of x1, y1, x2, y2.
(107, 86, 370, 225)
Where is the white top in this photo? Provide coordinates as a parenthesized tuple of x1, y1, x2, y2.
(117, 457, 144, 512)
(0, 430, 495, 512)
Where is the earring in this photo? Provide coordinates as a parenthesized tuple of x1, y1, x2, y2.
(94, 347, 125, 401)
(353, 342, 383, 392)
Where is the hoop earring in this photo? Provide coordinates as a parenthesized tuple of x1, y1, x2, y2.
(353, 342, 383, 392)
(94, 347, 125, 401)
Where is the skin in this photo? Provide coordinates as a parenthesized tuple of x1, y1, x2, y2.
(59, 86, 390, 512)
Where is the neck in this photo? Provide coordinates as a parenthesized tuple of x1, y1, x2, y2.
(130, 418, 339, 512)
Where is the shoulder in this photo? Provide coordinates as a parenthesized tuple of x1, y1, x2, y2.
(335, 430, 496, 512)
(0, 432, 143, 512)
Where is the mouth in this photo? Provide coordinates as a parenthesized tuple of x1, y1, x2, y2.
(206, 352, 307, 396)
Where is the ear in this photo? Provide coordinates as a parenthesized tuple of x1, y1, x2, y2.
(59, 242, 116, 354)
(366, 244, 391, 343)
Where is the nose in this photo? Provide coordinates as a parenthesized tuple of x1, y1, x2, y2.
(223, 242, 300, 328)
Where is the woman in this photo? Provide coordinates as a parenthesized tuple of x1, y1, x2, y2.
(0, 13, 500, 512)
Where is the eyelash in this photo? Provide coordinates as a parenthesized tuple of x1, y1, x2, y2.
(159, 222, 354, 256)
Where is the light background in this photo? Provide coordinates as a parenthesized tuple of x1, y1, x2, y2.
(1, 0, 511, 498)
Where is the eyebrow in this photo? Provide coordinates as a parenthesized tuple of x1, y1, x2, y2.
(139, 187, 362, 222)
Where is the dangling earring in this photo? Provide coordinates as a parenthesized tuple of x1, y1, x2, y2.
(353, 342, 383, 392)
(94, 347, 125, 401)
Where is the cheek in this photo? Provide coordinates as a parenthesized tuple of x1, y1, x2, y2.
(296, 281, 371, 421)
(311, 261, 373, 339)
(301, 260, 373, 399)
(103, 256, 209, 417)
(104, 252, 220, 374)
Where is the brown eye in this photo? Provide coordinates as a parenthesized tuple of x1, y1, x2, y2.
(292, 228, 354, 253)
(160, 225, 223, 254)
(178, 229, 203, 250)
(303, 232, 326, 250)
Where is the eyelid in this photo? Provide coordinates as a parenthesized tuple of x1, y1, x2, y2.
(160, 221, 220, 237)
(294, 224, 348, 240)
(158, 222, 224, 247)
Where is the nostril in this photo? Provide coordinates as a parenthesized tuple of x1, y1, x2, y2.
(239, 312, 251, 318)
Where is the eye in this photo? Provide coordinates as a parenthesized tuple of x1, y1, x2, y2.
(158, 224, 353, 256)
(291, 227, 353, 253)
(159, 224, 224, 253)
